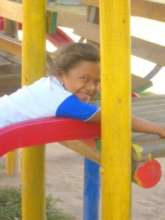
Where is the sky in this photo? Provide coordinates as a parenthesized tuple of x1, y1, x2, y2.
(131, 17, 165, 94)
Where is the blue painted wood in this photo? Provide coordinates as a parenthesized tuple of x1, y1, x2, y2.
(83, 159, 100, 220)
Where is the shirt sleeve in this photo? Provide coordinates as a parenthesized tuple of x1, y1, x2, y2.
(56, 94, 99, 121)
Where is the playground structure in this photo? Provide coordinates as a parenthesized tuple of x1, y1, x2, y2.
(0, 0, 165, 219)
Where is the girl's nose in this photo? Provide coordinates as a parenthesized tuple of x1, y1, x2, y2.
(86, 81, 97, 93)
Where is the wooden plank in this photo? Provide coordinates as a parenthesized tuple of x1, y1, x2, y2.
(1, 0, 165, 25)
(75, 25, 165, 66)
(132, 95, 165, 158)
(132, 74, 152, 92)
(0, 56, 10, 66)
(83, 0, 165, 21)
(86, 5, 99, 23)
(133, 97, 165, 135)
(0, 88, 18, 96)
(0, 0, 22, 22)
(132, 37, 165, 66)
(100, 1, 131, 218)
(1, 2, 164, 66)
(145, 64, 162, 80)
(83, 0, 165, 6)
(61, 140, 100, 164)
(0, 2, 86, 25)
(0, 73, 20, 91)
(133, 102, 165, 113)
(132, 0, 165, 22)
(81, 0, 99, 7)
(56, 6, 87, 28)
(75, 22, 99, 43)
(0, 62, 21, 93)
(0, 33, 21, 56)
(148, 0, 165, 4)
(0, 35, 153, 93)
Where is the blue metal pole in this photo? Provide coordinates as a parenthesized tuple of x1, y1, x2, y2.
(83, 159, 100, 220)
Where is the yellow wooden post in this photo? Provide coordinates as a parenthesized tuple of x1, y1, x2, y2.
(5, 151, 18, 176)
(22, 0, 46, 220)
(100, 0, 131, 219)
(4, 16, 18, 176)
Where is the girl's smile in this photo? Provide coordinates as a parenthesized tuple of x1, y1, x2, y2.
(58, 61, 100, 102)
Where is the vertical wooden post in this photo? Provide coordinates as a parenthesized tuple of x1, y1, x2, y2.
(22, 0, 46, 220)
(5, 151, 18, 175)
(4, 0, 18, 175)
(100, 0, 131, 219)
(83, 159, 100, 220)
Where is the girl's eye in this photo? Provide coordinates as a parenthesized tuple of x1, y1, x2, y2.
(95, 80, 100, 85)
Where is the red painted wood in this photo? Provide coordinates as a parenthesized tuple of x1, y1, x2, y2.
(0, 17, 73, 47)
(47, 28, 73, 47)
(0, 118, 100, 156)
(134, 160, 161, 188)
(0, 17, 4, 31)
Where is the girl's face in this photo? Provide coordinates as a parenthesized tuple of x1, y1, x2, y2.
(59, 61, 100, 102)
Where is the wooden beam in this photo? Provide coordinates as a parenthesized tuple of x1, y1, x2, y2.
(0, 3, 88, 30)
(81, 0, 99, 7)
(0, 33, 21, 56)
(132, 37, 165, 66)
(55, 6, 87, 29)
(0, 33, 153, 93)
(148, 0, 165, 4)
(21, 0, 46, 218)
(74, 23, 165, 66)
(132, 74, 152, 92)
(82, 0, 165, 21)
(1, 0, 165, 24)
(132, 0, 165, 22)
(75, 22, 99, 43)
(61, 140, 100, 164)
(1, 1, 164, 67)
(0, 0, 22, 22)
(0, 73, 20, 90)
(0, 56, 10, 66)
(100, 0, 131, 218)
(1, 19, 164, 67)
(0, 2, 87, 25)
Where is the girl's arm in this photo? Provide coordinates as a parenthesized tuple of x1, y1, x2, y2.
(132, 115, 165, 138)
(88, 111, 165, 138)
(88, 110, 100, 122)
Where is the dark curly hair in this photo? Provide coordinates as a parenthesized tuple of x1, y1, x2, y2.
(48, 42, 99, 75)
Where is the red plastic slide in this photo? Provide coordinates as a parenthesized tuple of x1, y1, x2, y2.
(0, 117, 100, 156)
(0, 117, 162, 188)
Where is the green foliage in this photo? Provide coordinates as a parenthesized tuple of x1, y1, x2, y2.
(0, 187, 73, 220)
(0, 187, 20, 220)
(46, 195, 73, 220)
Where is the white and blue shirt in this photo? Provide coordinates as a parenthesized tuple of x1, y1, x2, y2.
(0, 76, 99, 128)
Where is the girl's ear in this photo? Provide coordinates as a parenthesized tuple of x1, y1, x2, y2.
(46, 53, 56, 74)
(55, 70, 66, 85)
(56, 70, 64, 78)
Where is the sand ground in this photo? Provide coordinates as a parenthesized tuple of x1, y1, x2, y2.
(0, 143, 165, 220)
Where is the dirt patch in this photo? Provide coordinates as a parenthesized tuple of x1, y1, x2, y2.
(0, 144, 165, 220)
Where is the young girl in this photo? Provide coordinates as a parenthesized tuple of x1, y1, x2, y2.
(0, 42, 165, 137)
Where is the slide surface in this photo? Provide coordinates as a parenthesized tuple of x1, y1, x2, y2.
(0, 118, 100, 156)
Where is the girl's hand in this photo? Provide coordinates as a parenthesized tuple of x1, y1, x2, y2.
(157, 126, 165, 138)
(132, 116, 165, 138)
